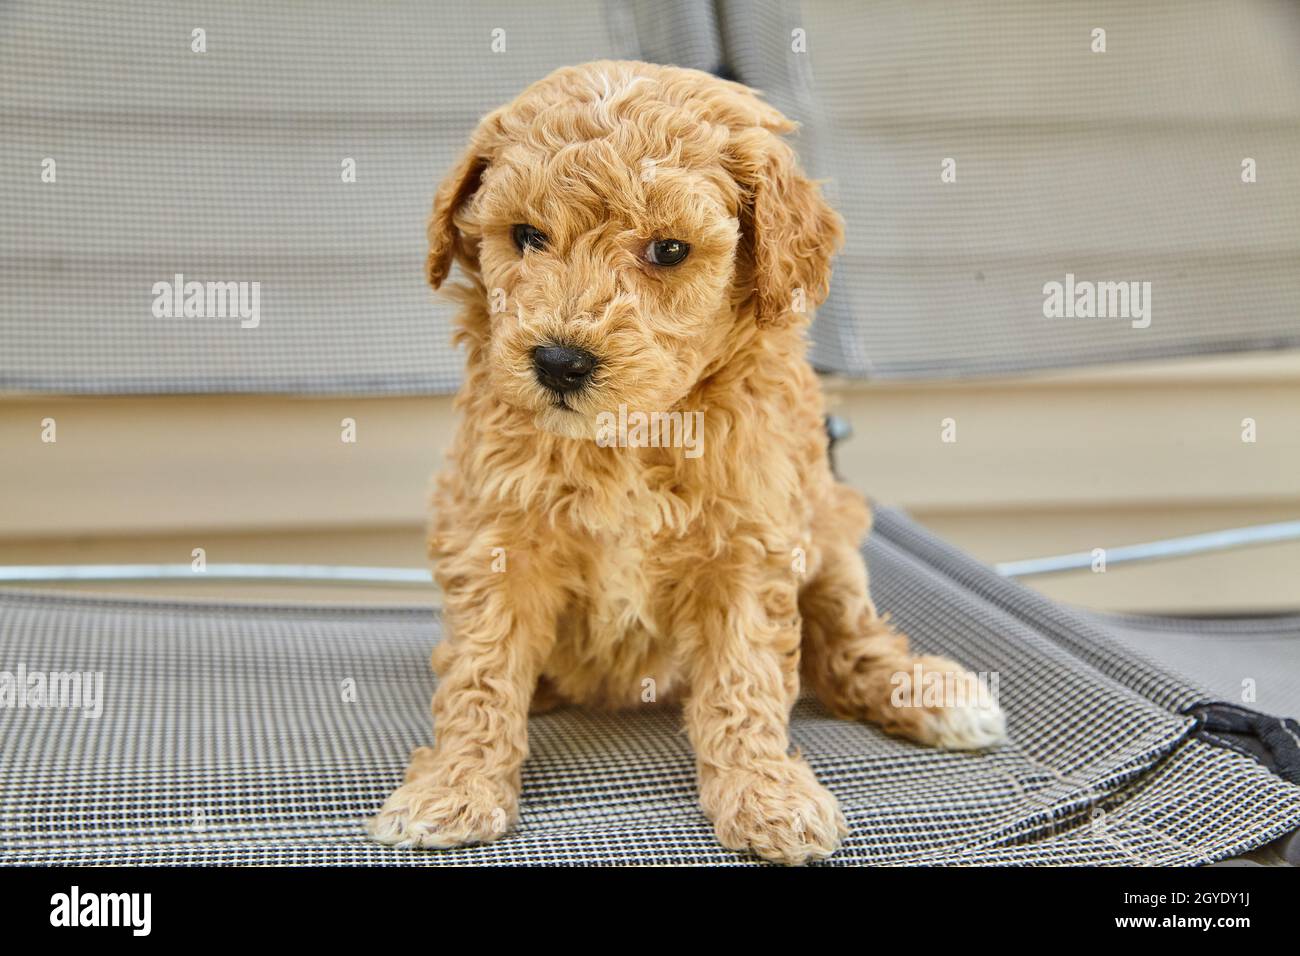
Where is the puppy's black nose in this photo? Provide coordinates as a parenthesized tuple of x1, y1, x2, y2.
(533, 345, 597, 394)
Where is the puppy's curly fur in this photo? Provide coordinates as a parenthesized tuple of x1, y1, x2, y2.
(370, 61, 1005, 864)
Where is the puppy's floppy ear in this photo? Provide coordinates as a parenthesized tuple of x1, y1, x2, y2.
(426, 146, 488, 289)
(731, 124, 844, 328)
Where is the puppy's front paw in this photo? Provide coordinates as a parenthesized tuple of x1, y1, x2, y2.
(883, 656, 1008, 751)
(701, 757, 847, 865)
(922, 694, 1007, 751)
(369, 772, 517, 849)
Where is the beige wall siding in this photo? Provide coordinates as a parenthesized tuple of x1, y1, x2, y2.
(3, 352, 1298, 613)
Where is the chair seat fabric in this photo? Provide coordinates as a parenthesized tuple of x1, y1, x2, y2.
(1095, 611, 1300, 724)
(1, 509, 1297, 865)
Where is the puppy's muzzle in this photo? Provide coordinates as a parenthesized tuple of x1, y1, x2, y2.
(532, 345, 598, 395)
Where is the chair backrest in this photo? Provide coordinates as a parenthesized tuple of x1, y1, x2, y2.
(0, 0, 722, 395)
(3, 0, 1298, 394)
(719, 0, 1300, 378)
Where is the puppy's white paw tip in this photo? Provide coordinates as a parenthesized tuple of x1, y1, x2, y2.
(926, 699, 1008, 751)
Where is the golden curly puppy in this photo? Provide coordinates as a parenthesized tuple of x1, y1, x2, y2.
(370, 61, 1005, 864)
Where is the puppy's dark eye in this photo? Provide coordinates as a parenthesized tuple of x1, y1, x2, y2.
(644, 239, 690, 267)
(511, 224, 548, 253)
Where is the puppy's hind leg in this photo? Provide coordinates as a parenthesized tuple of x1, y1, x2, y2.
(799, 500, 1006, 751)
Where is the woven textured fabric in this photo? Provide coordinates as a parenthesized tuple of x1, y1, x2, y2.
(9, 2, 1300, 397)
(719, 0, 1300, 379)
(1094, 612, 1300, 723)
(0, 0, 721, 395)
(1, 508, 1297, 865)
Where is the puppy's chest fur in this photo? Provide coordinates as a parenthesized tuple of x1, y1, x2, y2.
(543, 479, 698, 709)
